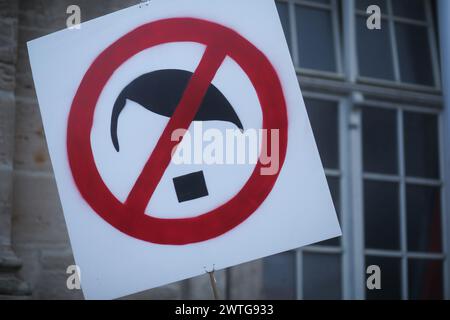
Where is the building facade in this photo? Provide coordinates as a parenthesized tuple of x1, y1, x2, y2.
(0, 0, 449, 299)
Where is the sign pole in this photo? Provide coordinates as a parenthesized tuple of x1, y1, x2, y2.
(207, 270, 220, 300)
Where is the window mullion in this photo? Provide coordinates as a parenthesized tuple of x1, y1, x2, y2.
(288, 0, 300, 68)
(437, 0, 450, 300)
(348, 102, 365, 299)
(438, 112, 450, 300)
(387, 0, 401, 83)
(398, 109, 409, 300)
(425, 0, 442, 89)
(340, 98, 352, 299)
(342, 0, 358, 82)
(295, 249, 303, 300)
(331, 0, 343, 75)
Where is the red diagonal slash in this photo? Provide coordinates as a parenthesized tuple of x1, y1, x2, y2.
(125, 46, 226, 214)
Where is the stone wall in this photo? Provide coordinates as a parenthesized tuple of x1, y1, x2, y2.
(0, 0, 262, 300)
(0, 0, 30, 299)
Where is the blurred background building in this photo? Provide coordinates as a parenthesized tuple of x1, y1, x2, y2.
(0, 0, 449, 299)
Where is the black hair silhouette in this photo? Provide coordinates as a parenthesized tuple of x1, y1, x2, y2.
(111, 69, 243, 151)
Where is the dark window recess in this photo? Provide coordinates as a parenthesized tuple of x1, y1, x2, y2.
(356, 0, 388, 14)
(276, 1, 292, 51)
(312, 0, 331, 5)
(395, 23, 434, 86)
(305, 98, 339, 169)
(404, 112, 439, 179)
(364, 181, 400, 250)
(356, 16, 395, 81)
(317, 176, 341, 246)
(363, 107, 398, 174)
(262, 251, 296, 299)
(296, 5, 336, 72)
(366, 256, 402, 300)
(406, 185, 442, 253)
(408, 259, 443, 300)
(392, 0, 426, 21)
(303, 253, 342, 299)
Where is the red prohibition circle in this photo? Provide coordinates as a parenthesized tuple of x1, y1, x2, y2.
(67, 18, 288, 245)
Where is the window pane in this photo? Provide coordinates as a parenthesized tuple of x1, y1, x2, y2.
(392, 0, 426, 21)
(364, 181, 400, 250)
(395, 23, 434, 86)
(404, 112, 439, 179)
(356, 16, 395, 80)
(310, 0, 331, 5)
(276, 1, 292, 51)
(296, 5, 336, 72)
(356, 0, 387, 13)
(303, 253, 341, 299)
(366, 256, 402, 300)
(317, 176, 341, 246)
(406, 185, 442, 252)
(305, 98, 339, 169)
(262, 251, 296, 299)
(408, 259, 443, 300)
(363, 107, 398, 174)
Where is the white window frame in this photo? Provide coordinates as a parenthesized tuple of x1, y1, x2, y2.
(347, 0, 448, 299)
(277, 0, 344, 79)
(295, 91, 352, 299)
(295, 95, 449, 300)
(288, 0, 450, 300)
(354, 0, 441, 92)
(355, 100, 447, 300)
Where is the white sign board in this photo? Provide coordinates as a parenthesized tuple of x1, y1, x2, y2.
(28, 0, 341, 299)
